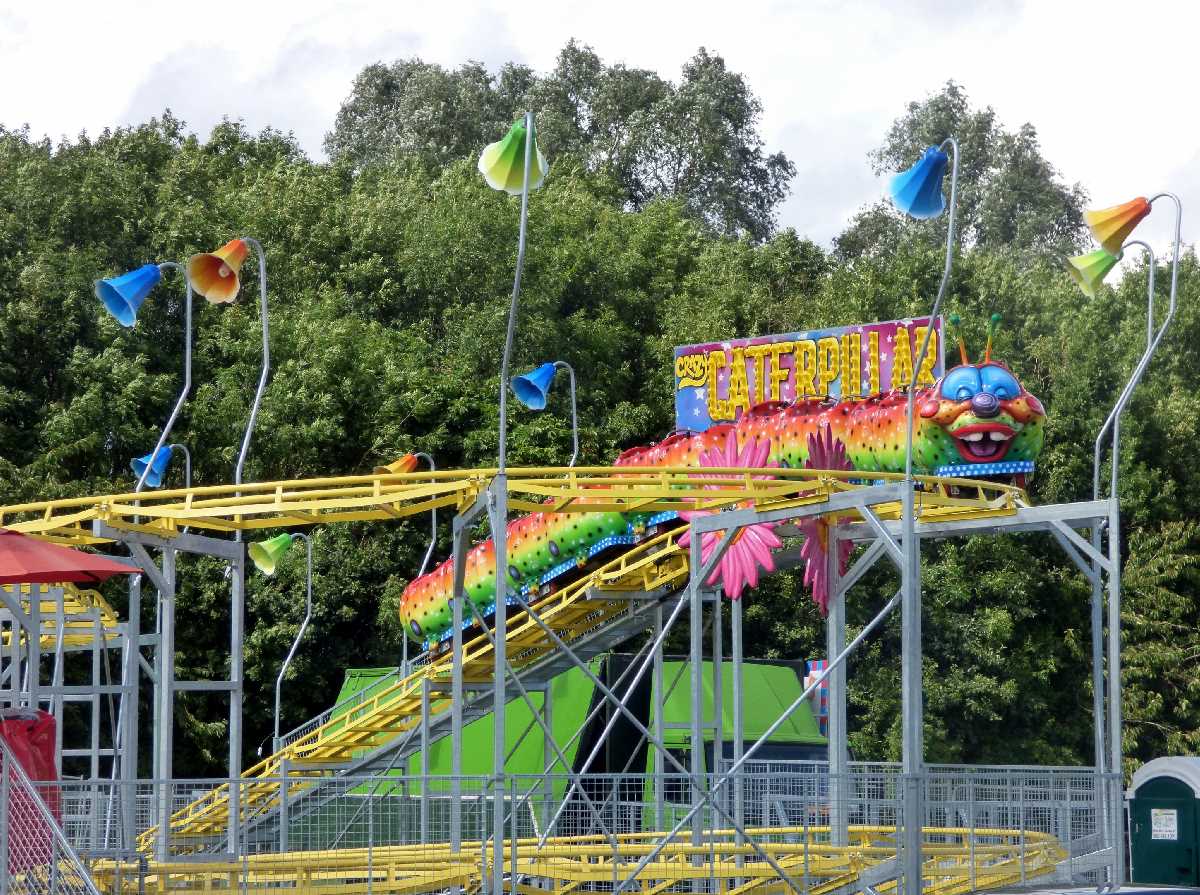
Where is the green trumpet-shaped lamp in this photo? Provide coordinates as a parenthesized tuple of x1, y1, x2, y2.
(249, 534, 294, 576)
(478, 119, 548, 195)
(1066, 248, 1121, 298)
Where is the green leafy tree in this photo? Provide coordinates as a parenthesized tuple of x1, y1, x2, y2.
(326, 41, 795, 240)
(1, 77, 1196, 779)
(835, 82, 1088, 260)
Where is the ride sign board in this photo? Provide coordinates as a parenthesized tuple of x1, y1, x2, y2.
(674, 317, 944, 431)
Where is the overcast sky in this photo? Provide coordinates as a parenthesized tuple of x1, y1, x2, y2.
(2, 0, 1195, 253)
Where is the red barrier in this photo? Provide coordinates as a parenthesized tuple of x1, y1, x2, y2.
(1, 708, 60, 874)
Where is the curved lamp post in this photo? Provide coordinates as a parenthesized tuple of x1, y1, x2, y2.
(250, 532, 313, 751)
(1067, 195, 1184, 885)
(95, 261, 195, 492)
(481, 113, 547, 473)
(511, 361, 579, 467)
(887, 137, 960, 895)
(187, 237, 271, 490)
(376, 452, 439, 674)
(478, 112, 547, 895)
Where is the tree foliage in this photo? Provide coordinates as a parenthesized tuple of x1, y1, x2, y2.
(0, 77, 1196, 780)
(325, 41, 795, 240)
(835, 82, 1088, 261)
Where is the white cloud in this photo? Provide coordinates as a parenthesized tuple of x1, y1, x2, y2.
(3, 0, 1196, 255)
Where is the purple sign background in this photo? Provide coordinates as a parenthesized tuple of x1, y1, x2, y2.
(674, 317, 943, 431)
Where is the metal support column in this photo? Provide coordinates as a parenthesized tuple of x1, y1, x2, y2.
(120, 573, 141, 850)
(154, 548, 175, 862)
(731, 595, 744, 866)
(688, 533, 705, 856)
(713, 592, 723, 758)
(652, 602, 665, 832)
(489, 478, 508, 895)
(1107, 484, 1124, 884)
(27, 584, 40, 710)
(228, 547, 245, 857)
(827, 527, 849, 846)
(900, 484, 924, 895)
(541, 682, 553, 833)
(450, 510, 470, 870)
(420, 676, 430, 842)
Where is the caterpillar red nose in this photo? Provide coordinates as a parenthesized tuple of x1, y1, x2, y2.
(971, 392, 1000, 418)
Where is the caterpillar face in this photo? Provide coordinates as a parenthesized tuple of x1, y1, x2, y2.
(918, 361, 1046, 469)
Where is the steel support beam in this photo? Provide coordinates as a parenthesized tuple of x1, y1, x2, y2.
(827, 527, 849, 847)
(900, 483, 923, 895)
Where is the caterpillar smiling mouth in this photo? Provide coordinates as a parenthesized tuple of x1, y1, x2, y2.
(952, 423, 1015, 462)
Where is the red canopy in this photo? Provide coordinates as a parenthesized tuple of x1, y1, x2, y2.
(0, 529, 135, 585)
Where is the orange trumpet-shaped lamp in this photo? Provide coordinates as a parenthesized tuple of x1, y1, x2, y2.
(1084, 198, 1151, 255)
(187, 238, 249, 304)
(374, 453, 421, 475)
(1067, 248, 1121, 298)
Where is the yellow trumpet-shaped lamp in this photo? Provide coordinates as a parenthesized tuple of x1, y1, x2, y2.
(188, 238, 249, 304)
(1085, 198, 1151, 255)
(478, 120, 548, 195)
(1067, 249, 1121, 298)
(249, 533, 294, 576)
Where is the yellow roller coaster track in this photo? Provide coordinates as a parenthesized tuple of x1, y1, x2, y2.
(0, 583, 121, 650)
(88, 825, 1066, 895)
(0, 465, 1022, 546)
(91, 466, 1023, 852)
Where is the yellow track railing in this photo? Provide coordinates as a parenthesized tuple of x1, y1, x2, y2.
(94, 825, 1066, 895)
(0, 466, 1023, 546)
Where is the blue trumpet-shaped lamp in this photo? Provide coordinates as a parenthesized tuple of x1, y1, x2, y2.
(512, 361, 579, 467)
(511, 362, 558, 410)
(889, 146, 951, 219)
(131, 444, 175, 488)
(95, 264, 163, 327)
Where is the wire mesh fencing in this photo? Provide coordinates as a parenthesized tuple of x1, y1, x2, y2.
(1, 735, 100, 895)
(29, 763, 1122, 894)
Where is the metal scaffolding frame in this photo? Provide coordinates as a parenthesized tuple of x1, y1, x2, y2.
(0, 581, 131, 781)
(0, 461, 1138, 895)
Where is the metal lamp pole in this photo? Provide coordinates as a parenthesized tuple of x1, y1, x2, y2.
(229, 235, 269, 849)
(553, 361, 579, 467)
(493, 109, 535, 895)
(1101, 194, 1182, 886)
(135, 263, 193, 492)
(233, 236, 271, 492)
(901, 136, 959, 895)
(273, 533, 313, 753)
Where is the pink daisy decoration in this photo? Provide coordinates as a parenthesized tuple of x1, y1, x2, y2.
(677, 429, 783, 600)
(797, 424, 855, 615)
